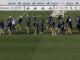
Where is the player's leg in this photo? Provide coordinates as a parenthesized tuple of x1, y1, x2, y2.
(8, 27, 12, 35)
(0, 29, 4, 34)
(26, 26, 30, 34)
(45, 24, 49, 29)
(61, 26, 65, 34)
(57, 28, 61, 34)
(34, 27, 37, 35)
(19, 24, 22, 30)
(50, 27, 54, 35)
(53, 28, 57, 35)
(78, 24, 80, 32)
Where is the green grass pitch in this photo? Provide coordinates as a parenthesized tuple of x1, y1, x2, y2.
(0, 11, 80, 60)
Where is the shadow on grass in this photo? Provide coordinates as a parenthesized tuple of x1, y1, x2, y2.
(11, 30, 80, 35)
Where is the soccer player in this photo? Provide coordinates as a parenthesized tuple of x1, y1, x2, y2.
(56, 20, 62, 34)
(12, 19, 16, 30)
(48, 14, 51, 24)
(16, 16, 22, 31)
(40, 19, 44, 34)
(8, 16, 12, 22)
(25, 15, 30, 34)
(66, 18, 72, 34)
(69, 19, 72, 29)
(58, 15, 62, 21)
(66, 15, 69, 26)
(68, 18, 72, 34)
(61, 19, 65, 33)
(7, 20, 12, 35)
(45, 14, 51, 29)
(75, 16, 79, 29)
(50, 20, 56, 35)
(0, 20, 4, 35)
(33, 15, 36, 27)
(18, 16, 22, 25)
(34, 21, 39, 35)
(77, 17, 80, 31)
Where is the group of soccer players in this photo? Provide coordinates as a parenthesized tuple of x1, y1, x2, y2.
(0, 14, 80, 35)
(45, 15, 72, 35)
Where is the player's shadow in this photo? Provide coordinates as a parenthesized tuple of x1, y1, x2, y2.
(13, 31, 38, 35)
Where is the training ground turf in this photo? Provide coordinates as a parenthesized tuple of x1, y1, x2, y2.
(0, 11, 80, 60)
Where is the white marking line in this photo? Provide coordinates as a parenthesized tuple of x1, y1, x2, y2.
(15, 12, 28, 21)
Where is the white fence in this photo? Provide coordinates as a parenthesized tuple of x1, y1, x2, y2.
(0, 5, 80, 11)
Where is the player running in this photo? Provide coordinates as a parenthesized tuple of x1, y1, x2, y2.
(12, 19, 16, 30)
(66, 15, 69, 26)
(65, 18, 72, 34)
(7, 19, 12, 35)
(16, 16, 23, 31)
(34, 21, 39, 35)
(58, 15, 62, 21)
(40, 19, 44, 34)
(45, 14, 51, 29)
(56, 19, 62, 34)
(75, 16, 79, 29)
(61, 19, 65, 33)
(0, 20, 4, 35)
(68, 18, 72, 34)
(25, 15, 30, 34)
(50, 20, 57, 35)
(76, 16, 80, 31)
(33, 15, 36, 28)
(8, 16, 12, 22)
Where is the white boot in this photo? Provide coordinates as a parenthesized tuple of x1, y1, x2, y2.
(55, 32, 57, 36)
(52, 32, 54, 36)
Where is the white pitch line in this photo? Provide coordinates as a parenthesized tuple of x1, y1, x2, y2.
(15, 12, 28, 21)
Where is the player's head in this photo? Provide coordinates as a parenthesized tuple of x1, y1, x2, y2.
(20, 16, 22, 18)
(51, 20, 53, 22)
(69, 18, 71, 21)
(9, 16, 11, 18)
